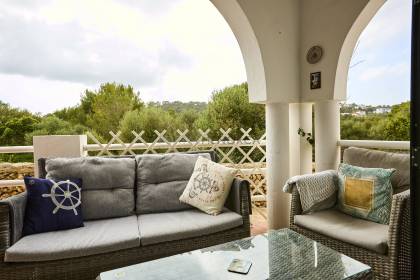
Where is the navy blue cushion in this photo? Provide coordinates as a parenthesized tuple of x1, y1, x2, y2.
(23, 177, 84, 236)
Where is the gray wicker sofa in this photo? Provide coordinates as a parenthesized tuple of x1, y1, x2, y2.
(0, 151, 251, 280)
(289, 147, 411, 280)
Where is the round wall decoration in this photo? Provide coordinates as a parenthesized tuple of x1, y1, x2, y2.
(306, 46, 323, 64)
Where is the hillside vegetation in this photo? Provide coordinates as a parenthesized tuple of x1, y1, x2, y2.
(0, 82, 409, 162)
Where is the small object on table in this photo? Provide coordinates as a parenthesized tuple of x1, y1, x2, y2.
(228, 259, 252, 274)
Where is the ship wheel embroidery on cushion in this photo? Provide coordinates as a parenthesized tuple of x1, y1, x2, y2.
(42, 179, 81, 215)
(189, 163, 220, 199)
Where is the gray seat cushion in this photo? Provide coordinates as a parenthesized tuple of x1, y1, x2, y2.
(45, 157, 135, 220)
(294, 209, 389, 254)
(138, 208, 243, 246)
(343, 147, 409, 193)
(5, 216, 140, 262)
(135, 153, 211, 214)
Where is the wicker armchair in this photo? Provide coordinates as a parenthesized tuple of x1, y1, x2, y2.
(289, 147, 411, 280)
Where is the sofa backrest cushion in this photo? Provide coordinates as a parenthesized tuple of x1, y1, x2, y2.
(343, 147, 410, 193)
(135, 153, 212, 214)
(45, 157, 135, 220)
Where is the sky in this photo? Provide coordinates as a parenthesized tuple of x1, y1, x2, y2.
(0, 0, 412, 114)
(347, 0, 412, 105)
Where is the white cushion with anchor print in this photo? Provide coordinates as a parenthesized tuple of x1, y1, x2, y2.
(179, 156, 235, 215)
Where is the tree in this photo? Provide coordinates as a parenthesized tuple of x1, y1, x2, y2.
(149, 101, 207, 112)
(0, 102, 40, 162)
(340, 102, 410, 141)
(25, 116, 86, 144)
(178, 109, 200, 132)
(53, 106, 86, 127)
(341, 115, 380, 140)
(0, 102, 40, 146)
(194, 83, 265, 139)
(382, 102, 410, 141)
(84, 83, 144, 139)
(119, 107, 183, 142)
(0, 116, 38, 146)
(0, 101, 39, 125)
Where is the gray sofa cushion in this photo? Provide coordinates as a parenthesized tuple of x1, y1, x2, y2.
(5, 216, 140, 262)
(294, 209, 389, 254)
(45, 157, 135, 220)
(135, 153, 211, 214)
(343, 147, 409, 193)
(138, 208, 243, 246)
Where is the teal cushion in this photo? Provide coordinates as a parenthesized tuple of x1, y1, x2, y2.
(337, 163, 394, 225)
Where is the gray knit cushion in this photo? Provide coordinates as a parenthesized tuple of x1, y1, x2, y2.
(294, 209, 389, 254)
(45, 157, 135, 220)
(135, 153, 211, 214)
(5, 216, 140, 262)
(0, 192, 27, 245)
(137, 208, 243, 246)
(284, 170, 338, 214)
(343, 147, 409, 193)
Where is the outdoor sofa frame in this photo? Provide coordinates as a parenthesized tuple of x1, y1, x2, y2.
(0, 151, 251, 280)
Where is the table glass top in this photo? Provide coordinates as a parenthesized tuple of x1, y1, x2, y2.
(99, 229, 371, 280)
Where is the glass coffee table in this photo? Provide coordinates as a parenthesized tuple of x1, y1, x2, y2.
(98, 229, 372, 280)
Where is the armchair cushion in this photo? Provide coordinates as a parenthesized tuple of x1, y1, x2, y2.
(294, 209, 389, 254)
(283, 170, 338, 214)
(343, 147, 410, 193)
(337, 163, 394, 225)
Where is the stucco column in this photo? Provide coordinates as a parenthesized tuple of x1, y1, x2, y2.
(266, 103, 291, 229)
(33, 135, 87, 177)
(288, 103, 312, 175)
(314, 100, 340, 172)
(298, 103, 313, 174)
(289, 104, 301, 177)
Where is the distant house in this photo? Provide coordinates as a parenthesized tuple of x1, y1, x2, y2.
(374, 107, 391, 114)
(352, 111, 366, 117)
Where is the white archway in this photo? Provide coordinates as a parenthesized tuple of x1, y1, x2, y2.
(210, 0, 266, 103)
(210, 0, 386, 229)
(334, 0, 386, 100)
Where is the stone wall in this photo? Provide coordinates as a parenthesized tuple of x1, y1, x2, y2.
(225, 163, 267, 208)
(0, 163, 34, 200)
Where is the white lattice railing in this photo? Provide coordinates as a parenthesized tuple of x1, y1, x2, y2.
(0, 129, 268, 216)
(0, 135, 411, 215)
(86, 128, 268, 211)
